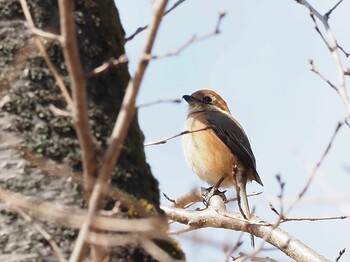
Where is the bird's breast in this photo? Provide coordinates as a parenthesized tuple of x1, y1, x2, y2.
(182, 115, 236, 187)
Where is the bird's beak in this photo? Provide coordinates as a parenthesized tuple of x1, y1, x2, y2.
(182, 95, 197, 104)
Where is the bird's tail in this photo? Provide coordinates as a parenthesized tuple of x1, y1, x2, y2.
(236, 172, 255, 247)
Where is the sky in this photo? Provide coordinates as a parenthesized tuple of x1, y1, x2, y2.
(116, 0, 350, 261)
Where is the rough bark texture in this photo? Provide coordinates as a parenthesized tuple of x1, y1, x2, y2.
(0, 0, 183, 261)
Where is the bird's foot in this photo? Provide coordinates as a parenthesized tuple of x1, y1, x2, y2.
(201, 175, 228, 206)
(201, 186, 227, 207)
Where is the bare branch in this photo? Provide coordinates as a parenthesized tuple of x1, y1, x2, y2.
(224, 233, 243, 262)
(335, 248, 346, 262)
(30, 27, 61, 41)
(48, 104, 71, 117)
(345, 118, 350, 128)
(226, 191, 263, 204)
(286, 121, 344, 214)
(295, 0, 326, 21)
(163, 188, 203, 208)
(151, 11, 226, 59)
(86, 231, 138, 247)
(324, 0, 344, 18)
(168, 225, 199, 235)
(337, 43, 350, 58)
(296, 0, 350, 114)
(58, 0, 97, 195)
(269, 202, 281, 216)
(276, 176, 285, 198)
(126, 25, 148, 43)
(19, 0, 73, 110)
(85, 55, 129, 78)
(164, 0, 186, 16)
(19, 0, 61, 42)
(164, 188, 261, 210)
(162, 195, 331, 262)
(70, 0, 170, 260)
(309, 13, 330, 51)
(21, 148, 156, 218)
(137, 98, 181, 108)
(281, 215, 349, 223)
(144, 127, 212, 147)
(308, 59, 337, 91)
(0, 188, 167, 237)
(125, 0, 187, 42)
(237, 253, 279, 262)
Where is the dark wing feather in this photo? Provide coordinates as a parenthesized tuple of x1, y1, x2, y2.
(206, 111, 263, 186)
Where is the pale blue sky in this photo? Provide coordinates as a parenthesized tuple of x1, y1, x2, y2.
(116, 1, 350, 261)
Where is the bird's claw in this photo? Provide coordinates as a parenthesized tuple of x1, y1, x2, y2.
(201, 186, 227, 207)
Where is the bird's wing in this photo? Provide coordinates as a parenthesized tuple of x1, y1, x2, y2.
(206, 111, 263, 186)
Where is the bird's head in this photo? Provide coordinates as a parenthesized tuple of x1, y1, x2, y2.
(183, 89, 231, 115)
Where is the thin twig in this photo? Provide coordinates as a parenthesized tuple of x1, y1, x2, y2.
(309, 13, 330, 51)
(163, 188, 261, 210)
(324, 0, 344, 18)
(144, 127, 212, 147)
(269, 203, 281, 216)
(337, 43, 350, 58)
(286, 121, 344, 214)
(296, 0, 350, 114)
(242, 174, 288, 261)
(163, 188, 203, 208)
(275, 173, 286, 215)
(30, 27, 61, 41)
(308, 59, 337, 91)
(224, 233, 243, 262)
(49, 104, 71, 117)
(125, 0, 187, 42)
(85, 55, 128, 77)
(164, 0, 186, 16)
(137, 98, 181, 108)
(85, 231, 138, 247)
(69, 0, 170, 261)
(0, 187, 166, 235)
(19, 0, 73, 110)
(335, 248, 346, 262)
(226, 191, 263, 204)
(345, 118, 350, 128)
(167, 225, 199, 235)
(281, 215, 349, 223)
(151, 11, 226, 59)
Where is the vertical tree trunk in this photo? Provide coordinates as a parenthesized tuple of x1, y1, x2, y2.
(0, 0, 183, 260)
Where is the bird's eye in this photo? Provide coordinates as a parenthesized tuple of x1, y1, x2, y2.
(203, 96, 212, 103)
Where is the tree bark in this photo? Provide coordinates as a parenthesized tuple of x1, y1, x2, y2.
(0, 0, 183, 260)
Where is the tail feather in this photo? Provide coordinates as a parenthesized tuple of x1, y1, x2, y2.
(236, 172, 255, 247)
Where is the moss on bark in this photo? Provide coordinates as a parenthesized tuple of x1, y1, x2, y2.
(1, 0, 159, 206)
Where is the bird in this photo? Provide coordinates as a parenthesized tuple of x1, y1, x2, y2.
(182, 89, 263, 246)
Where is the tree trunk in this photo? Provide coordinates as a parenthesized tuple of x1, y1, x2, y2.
(0, 0, 183, 260)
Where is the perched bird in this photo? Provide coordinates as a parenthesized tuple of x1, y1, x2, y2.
(182, 89, 263, 246)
